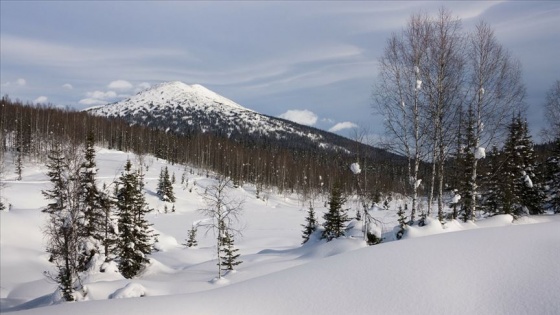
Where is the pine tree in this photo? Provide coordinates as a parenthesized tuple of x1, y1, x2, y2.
(396, 205, 408, 240)
(301, 202, 318, 244)
(321, 183, 349, 241)
(459, 106, 477, 222)
(185, 225, 198, 247)
(114, 160, 156, 279)
(99, 184, 117, 262)
(480, 146, 502, 215)
(77, 132, 104, 270)
(220, 221, 242, 271)
(42, 142, 84, 301)
(498, 116, 544, 216)
(544, 138, 560, 213)
(156, 166, 175, 203)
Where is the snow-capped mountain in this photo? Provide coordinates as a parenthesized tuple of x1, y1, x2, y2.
(85, 81, 376, 155)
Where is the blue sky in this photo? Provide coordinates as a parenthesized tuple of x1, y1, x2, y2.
(1, 1, 559, 142)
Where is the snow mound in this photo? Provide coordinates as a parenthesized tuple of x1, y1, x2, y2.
(109, 283, 147, 299)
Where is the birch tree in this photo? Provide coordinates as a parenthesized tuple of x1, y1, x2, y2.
(461, 21, 526, 220)
(374, 13, 431, 224)
(198, 176, 244, 279)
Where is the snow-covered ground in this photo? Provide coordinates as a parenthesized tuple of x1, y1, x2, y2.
(1, 149, 559, 314)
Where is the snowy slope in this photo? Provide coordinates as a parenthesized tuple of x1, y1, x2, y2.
(9, 217, 560, 315)
(1, 149, 559, 314)
(85, 81, 330, 146)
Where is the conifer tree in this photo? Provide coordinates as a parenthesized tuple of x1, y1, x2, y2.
(480, 146, 502, 215)
(220, 221, 242, 271)
(301, 202, 318, 244)
(321, 183, 349, 241)
(99, 183, 117, 262)
(157, 166, 175, 203)
(42, 142, 84, 301)
(460, 106, 478, 221)
(496, 116, 544, 216)
(396, 205, 408, 240)
(185, 225, 198, 248)
(544, 138, 560, 213)
(77, 132, 104, 270)
(114, 160, 156, 279)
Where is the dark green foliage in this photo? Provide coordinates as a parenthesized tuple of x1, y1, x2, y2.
(301, 202, 318, 244)
(115, 160, 157, 279)
(42, 143, 83, 301)
(185, 226, 198, 247)
(482, 116, 545, 217)
(99, 184, 117, 262)
(157, 166, 175, 203)
(77, 132, 104, 271)
(396, 205, 408, 240)
(459, 106, 477, 222)
(480, 146, 501, 215)
(321, 184, 349, 241)
(219, 222, 242, 271)
(544, 138, 560, 213)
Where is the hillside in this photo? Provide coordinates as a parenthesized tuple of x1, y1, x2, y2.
(1, 149, 559, 314)
(85, 81, 396, 159)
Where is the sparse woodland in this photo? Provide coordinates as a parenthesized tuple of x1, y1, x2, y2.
(0, 7, 559, 308)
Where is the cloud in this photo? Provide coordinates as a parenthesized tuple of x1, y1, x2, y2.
(79, 90, 119, 106)
(78, 98, 107, 106)
(108, 80, 133, 91)
(34, 96, 48, 103)
(279, 109, 318, 126)
(329, 121, 358, 132)
(86, 90, 117, 99)
(134, 82, 151, 93)
(62, 83, 73, 89)
(16, 78, 26, 86)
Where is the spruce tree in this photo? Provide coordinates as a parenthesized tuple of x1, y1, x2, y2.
(77, 132, 104, 270)
(459, 106, 477, 222)
(99, 183, 117, 262)
(321, 184, 349, 241)
(301, 202, 318, 244)
(185, 225, 198, 247)
(156, 166, 175, 203)
(114, 160, 156, 279)
(396, 205, 408, 240)
(220, 221, 242, 271)
(42, 142, 84, 301)
(498, 116, 544, 216)
(544, 138, 560, 213)
(480, 146, 502, 215)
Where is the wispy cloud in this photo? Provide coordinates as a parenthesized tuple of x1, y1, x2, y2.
(279, 109, 318, 126)
(33, 96, 47, 103)
(108, 80, 133, 91)
(329, 121, 358, 132)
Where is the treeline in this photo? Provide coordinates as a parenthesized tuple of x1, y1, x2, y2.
(0, 96, 408, 203)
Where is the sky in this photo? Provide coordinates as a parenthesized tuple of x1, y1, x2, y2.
(1, 1, 559, 143)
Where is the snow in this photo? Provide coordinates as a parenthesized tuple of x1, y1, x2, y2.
(85, 81, 328, 144)
(475, 147, 486, 159)
(415, 80, 422, 90)
(451, 193, 461, 204)
(524, 174, 534, 188)
(1, 149, 559, 314)
(350, 162, 361, 175)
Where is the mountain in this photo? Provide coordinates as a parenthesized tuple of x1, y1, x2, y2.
(85, 81, 396, 159)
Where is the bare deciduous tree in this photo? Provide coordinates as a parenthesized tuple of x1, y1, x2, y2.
(374, 13, 432, 223)
(542, 80, 560, 141)
(462, 21, 526, 220)
(198, 176, 244, 279)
